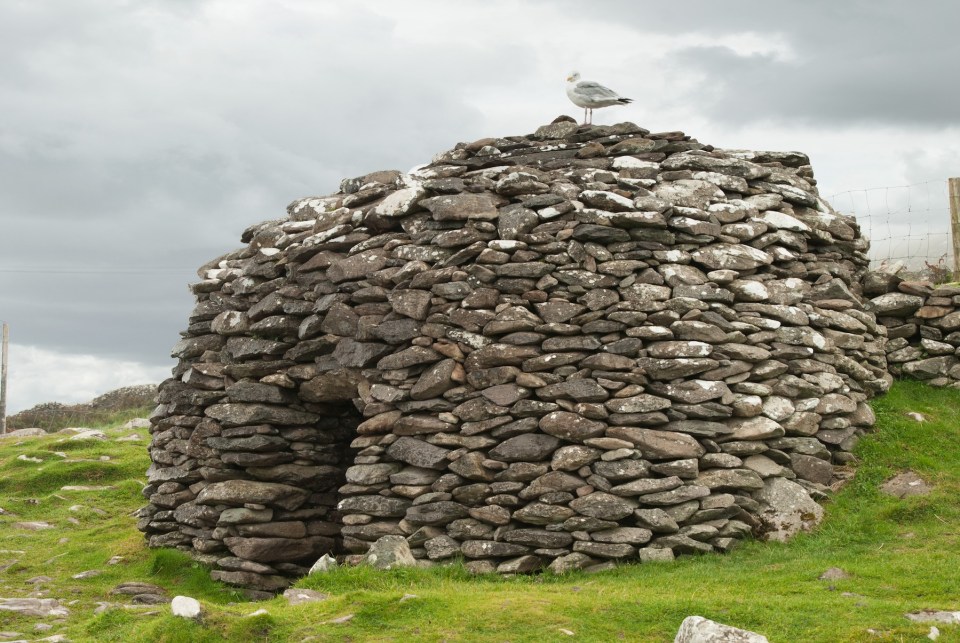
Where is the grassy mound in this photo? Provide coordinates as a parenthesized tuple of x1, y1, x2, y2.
(1, 381, 958, 641)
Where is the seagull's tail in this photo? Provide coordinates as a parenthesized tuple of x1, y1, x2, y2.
(617, 98, 633, 105)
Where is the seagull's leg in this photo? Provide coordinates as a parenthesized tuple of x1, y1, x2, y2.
(583, 107, 588, 125)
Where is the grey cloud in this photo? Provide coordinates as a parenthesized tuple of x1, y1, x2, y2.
(1, 273, 189, 360)
(545, 0, 960, 127)
(666, 42, 960, 127)
(0, 1, 535, 373)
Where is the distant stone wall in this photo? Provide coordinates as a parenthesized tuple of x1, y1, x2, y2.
(866, 273, 960, 384)
(6, 384, 158, 431)
(139, 118, 890, 594)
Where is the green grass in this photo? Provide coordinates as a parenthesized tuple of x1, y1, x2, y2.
(2, 382, 959, 641)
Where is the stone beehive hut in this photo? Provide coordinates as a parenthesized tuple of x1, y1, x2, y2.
(139, 118, 891, 593)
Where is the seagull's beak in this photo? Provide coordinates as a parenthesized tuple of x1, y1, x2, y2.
(566, 75, 574, 82)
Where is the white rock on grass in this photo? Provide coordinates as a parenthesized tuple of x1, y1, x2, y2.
(67, 429, 107, 441)
(308, 553, 338, 575)
(171, 595, 202, 619)
(14, 521, 54, 531)
(0, 598, 70, 618)
(906, 611, 960, 624)
(283, 588, 328, 605)
(674, 616, 769, 642)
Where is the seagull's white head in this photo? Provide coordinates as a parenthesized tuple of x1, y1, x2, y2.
(566, 71, 580, 83)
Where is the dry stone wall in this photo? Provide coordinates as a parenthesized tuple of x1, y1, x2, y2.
(866, 272, 960, 384)
(139, 117, 891, 593)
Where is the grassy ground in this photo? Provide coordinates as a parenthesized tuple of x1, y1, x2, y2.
(1, 383, 959, 641)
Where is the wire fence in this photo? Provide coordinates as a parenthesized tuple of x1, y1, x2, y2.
(828, 178, 954, 276)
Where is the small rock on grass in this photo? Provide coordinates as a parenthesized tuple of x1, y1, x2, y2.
(283, 589, 327, 605)
(67, 429, 107, 441)
(171, 596, 202, 619)
(0, 598, 69, 618)
(111, 582, 167, 604)
(880, 471, 932, 498)
(819, 567, 851, 581)
(14, 521, 53, 531)
(906, 611, 960, 624)
(326, 614, 354, 624)
(308, 553, 338, 575)
(26, 576, 53, 585)
(674, 616, 769, 643)
(133, 594, 169, 605)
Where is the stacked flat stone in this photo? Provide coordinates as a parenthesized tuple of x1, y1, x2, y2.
(866, 273, 960, 384)
(139, 117, 890, 592)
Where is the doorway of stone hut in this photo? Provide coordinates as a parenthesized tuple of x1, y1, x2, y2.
(219, 399, 362, 585)
(304, 402, 361, 560)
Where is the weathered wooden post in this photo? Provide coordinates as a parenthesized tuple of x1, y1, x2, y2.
(0, 322, 8, 435)
(950, 178, 960, 280)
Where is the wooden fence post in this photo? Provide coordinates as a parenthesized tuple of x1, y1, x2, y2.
(950, 178, 960, 280)
(0, 322, 7, 435)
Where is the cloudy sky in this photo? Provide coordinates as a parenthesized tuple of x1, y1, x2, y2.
(2, 0, 959, 414)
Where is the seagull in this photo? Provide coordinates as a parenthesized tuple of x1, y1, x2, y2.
(565, 71, 632, 125)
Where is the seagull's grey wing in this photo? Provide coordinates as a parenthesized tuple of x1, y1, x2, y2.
(574, 80, 622, 100)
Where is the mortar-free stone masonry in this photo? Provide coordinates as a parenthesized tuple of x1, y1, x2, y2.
(138, 116, 895, 594)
